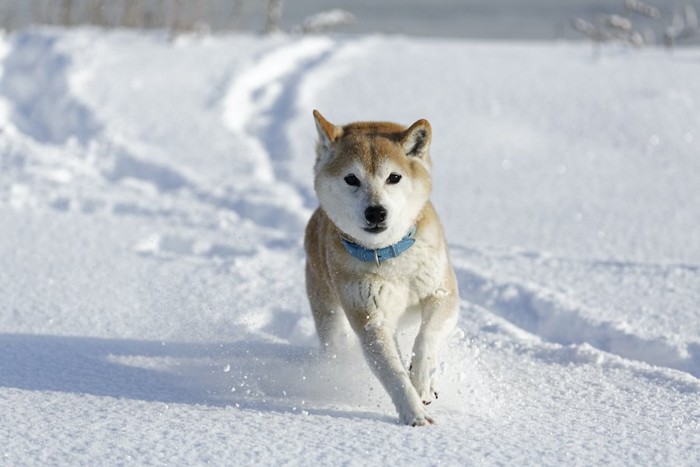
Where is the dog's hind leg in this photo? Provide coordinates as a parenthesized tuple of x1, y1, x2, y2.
(306, 263, 352, 354)
(310, 301, 353, 355)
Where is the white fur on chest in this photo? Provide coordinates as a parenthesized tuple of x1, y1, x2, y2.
(338, 238, 448, 326)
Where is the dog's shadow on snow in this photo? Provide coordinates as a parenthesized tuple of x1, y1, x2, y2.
(0, 333, 394, 424)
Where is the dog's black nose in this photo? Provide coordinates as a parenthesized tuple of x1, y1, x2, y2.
(364, 205, 387, 224)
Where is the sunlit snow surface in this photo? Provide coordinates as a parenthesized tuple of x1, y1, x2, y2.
(1, 29, 699, 465)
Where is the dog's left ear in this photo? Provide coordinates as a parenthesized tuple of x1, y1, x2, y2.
(401, 119, 432, 159)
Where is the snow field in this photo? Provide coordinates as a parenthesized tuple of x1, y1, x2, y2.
(0, 28, 699, 464)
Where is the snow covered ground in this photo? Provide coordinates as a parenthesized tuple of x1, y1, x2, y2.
(1, 28, 699, 464)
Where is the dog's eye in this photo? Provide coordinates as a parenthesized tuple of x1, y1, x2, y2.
(387, 173, 402, 184)
(344, 174, 361, 187)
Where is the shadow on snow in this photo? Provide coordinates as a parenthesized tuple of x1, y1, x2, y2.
(0, 333, 395, 424)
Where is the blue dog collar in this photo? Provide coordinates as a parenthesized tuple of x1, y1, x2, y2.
(340, 225, 417, 265)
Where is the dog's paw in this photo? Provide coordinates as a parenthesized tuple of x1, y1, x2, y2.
(399, 406, 435, 427)
(411, 373, 439, 405)
(422, 392, 439, 406)
(409, 360, 441, 406)
(409, 415, 435, 427)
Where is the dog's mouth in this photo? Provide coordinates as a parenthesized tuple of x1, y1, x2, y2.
(363, 225, 387, 234)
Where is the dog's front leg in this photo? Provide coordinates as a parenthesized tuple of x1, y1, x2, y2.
(356, 320, 433, 426)
(410, 290, 459, 405)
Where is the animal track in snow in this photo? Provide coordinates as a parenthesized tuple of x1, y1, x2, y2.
(452, 253, 700, 379)
(222, 37, 338, 209)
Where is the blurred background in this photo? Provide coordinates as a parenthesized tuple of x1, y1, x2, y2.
(0, 0, 698, 46)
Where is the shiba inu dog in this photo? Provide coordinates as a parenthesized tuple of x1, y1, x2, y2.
(305, 110, 459, 426)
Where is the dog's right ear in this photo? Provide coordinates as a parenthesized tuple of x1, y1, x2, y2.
(313, 110, 342, 149)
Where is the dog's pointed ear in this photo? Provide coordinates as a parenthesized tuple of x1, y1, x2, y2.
(313, 110, 342, 148)
(401, 119, 432, 159)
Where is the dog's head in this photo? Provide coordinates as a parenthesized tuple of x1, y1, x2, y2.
(312, 110, 433, 249)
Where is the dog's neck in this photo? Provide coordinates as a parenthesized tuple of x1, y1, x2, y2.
(339, 225, 417, 266)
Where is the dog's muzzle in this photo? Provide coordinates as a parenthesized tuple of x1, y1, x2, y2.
(364, 205, 387, 233)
